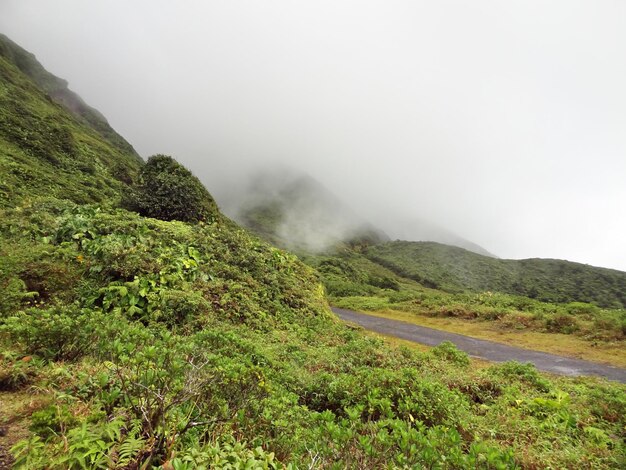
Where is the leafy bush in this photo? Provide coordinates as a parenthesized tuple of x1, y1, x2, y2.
(0, 355, 42, 390)
(545, 313, 580, 334)
(171, 437, 280, 469)
(2, 307, 104, 361)
(489, 361, 551, 392)
(431, 341, 470, 367)
(128, 154, 218, 223)
(29, 404, 77, 439)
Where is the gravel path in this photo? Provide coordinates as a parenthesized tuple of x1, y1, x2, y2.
(332, 307, 626, 383)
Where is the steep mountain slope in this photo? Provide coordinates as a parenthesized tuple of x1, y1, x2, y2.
(0, 35, 141, 207)
(0, 34, 139, 159)
(366, 241, 626, 308)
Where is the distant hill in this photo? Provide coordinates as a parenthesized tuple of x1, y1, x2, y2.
(382, 217, 496, 257)
(225, 169, 389, 252)
(0, 34, 142, 206)
(366, 241, 626, 308)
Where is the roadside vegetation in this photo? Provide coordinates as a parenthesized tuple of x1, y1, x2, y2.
(2, 200, 625, 468)
(308, 250, 626, 365)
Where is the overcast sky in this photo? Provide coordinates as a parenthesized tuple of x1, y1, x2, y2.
(2, 0, 625, 270)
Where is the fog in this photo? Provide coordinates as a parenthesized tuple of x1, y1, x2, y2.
(2, 1, 625, 270)
(226, 167, 386, 253)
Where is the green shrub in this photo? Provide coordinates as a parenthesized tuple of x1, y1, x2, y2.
(29, 404, 78, 439)
(367, 275, 400, 290)
(489, 361, 551, 392)
(431, 341, 470, 367)
(128, 154, 218, 223)
(171, 437, 279, 469)
(0, 355, 42, 390)
(566, 302, 599, 316)
(545, 313, 580, 334)
(2, 307, 103, 361)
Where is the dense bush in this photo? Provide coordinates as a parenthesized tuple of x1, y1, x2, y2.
(431, 340, 471, 367)
(2, 307, 104, 361)
(128, 154, 218, 223)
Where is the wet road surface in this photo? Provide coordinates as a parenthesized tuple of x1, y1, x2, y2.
(332, 307, 626, 383)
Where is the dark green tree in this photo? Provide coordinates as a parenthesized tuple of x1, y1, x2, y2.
(131, 154, 218, 223)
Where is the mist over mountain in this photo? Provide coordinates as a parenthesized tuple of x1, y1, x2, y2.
(376, 216, 496, 258)
(221, 167, 497, 256)
(2, 1, 625, 271)
(221, 168, 389, 252)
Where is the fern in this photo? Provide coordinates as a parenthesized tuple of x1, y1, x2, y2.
(10, 435, 46, 469)
(115, 421, 147, 468)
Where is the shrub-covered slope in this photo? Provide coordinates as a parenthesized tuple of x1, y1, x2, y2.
(0, 34, 140, 159)
(0, 35, 141, 207)
(3, 200, 626, 468)
(1, 36, 625, 469)
(366, 241, 626, 309)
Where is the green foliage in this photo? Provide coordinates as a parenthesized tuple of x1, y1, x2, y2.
(0, 44, 141, 208)
(3, 307, 103, 361)
(431, 340, 471, 367)
(0, 354, 42, 390)
(128, 154, 218, 223)
(366, 241, 626, 309)
(29, 404, 78, 439)
(171, 437, 280, 469)
(489, 361, 551, 392)
(545, 312, 580, 334)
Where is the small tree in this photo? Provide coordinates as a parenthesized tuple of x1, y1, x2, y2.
(132, 155, 217, 223)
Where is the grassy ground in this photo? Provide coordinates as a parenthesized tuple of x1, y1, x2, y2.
(0, 391, 42, 469)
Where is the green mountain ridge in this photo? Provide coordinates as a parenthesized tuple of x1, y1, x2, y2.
(0, 34, 140, 160)
(365, 241, 626, 309)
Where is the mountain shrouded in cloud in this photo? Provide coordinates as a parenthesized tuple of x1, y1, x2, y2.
(222, 168, 389, 252)
(1, 1, 625, 270)
(222, 166, 496, 256)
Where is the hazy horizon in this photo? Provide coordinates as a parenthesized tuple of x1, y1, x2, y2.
(2, 1, 625, 271)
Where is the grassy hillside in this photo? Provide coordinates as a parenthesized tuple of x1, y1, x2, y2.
(0, 36, 141, 207)
(366, 241, 626, 309)
(3, 200, 626, 468)
(0, 34, 140, 159)
(1, 36, 626, 469)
